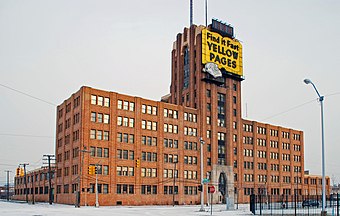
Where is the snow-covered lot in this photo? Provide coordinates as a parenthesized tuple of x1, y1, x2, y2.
(0, 201, 252, 216)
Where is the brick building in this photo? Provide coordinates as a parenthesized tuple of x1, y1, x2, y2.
(14, 20, 330, 206)
(13, 167, 54, 203)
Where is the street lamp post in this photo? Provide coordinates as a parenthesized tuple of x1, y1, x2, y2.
(199, 137, 205, 212)
(304, 78, 326, 215)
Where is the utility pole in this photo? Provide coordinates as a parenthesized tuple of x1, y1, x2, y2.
(43, 154, 55, 205)
(5, 170, 11, 201)
(19, 163, 29, 203)
(95, 163, 99, 207)
(31, 171, 35, 204)
(79, 147, 90, 207)
(172, 161, 178, 206)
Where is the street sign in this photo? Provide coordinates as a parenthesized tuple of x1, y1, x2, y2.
(209, 186, 215, 193)
(202, 178, 210, 184)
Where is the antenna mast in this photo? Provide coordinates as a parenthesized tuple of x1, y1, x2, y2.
(205, 0, 208, 26)
(190, 0, 193, 26)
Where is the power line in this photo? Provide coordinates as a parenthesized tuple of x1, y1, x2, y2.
(0, 83, 56, 106)
(261, 99, 316, 121)
(261, 92, 340, 121)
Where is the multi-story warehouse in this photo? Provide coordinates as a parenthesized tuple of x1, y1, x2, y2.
(14, 167, 54, 203)
(14, 20, 330, 206)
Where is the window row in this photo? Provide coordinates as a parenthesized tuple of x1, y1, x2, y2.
(117, 149, 134, 160)
(91, 95, 110, 107)
(142, 136, 157, 146)
(117, 133, 135, 144)
(118, 100, 135, 111)
(141, 152, 157, 162)
(184, 112, 197, 122)
(142, 104, 157, 115)
(116, 166, 134, 176)
(164, 124, 178, 133)
(89, 147, 109, 158)
(163, 169, 178, 178)
(164, 108, 178, 119)
(91, 112, 110, 124)
(164, 154, 178, 163)
(184, 141, 198, 150)
(141, 120, 157, 130)
(164, 139, 178, 148)
(90, 130, 109, 140)
(184, 170, 197, 179)
(184, 156, 197, 165)
(243, 124, 253, 132)
(117, 116, 134, 127)
(141, 168, 157, 177)
(184, 127, 197, 136)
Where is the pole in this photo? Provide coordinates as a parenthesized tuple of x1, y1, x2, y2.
(199, 137, 205, 211)
(31, 171, 35, 204)
(190, 0, 193, 26)
(43, 155, 55, 205)
(320, 97, 326, 215)
(304, 79, 327, 215)
(205, 0, 208, 27)
(20, 163, 29, 203)
(95, 164, 99, 207)
(210, 192, 213, 215)
(5, 170, 11, 201)
(173, 162, 177, 206)
(80, 148, 90, 207)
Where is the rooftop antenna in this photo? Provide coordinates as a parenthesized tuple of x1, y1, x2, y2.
(205, 0, 208, 26)
(190, 0, 193, 26)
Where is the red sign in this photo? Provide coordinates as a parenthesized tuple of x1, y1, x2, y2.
(209, 186, 215, 193)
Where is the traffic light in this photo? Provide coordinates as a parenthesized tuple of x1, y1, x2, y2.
(16, 168, 20, 176)
(20, 168, 24, 177)
(88, 166, 95, 175)
(198, 184, 202, 191)
(135, 159, 140, 168)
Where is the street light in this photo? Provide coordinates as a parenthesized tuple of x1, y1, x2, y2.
(199, 137, 205, 212)
(303, 78, 326, 215)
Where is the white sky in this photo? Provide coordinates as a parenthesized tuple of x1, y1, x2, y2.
(0, 0, 339, 185)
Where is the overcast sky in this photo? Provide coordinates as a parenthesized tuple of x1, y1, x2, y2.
(0, 0, 339, 185)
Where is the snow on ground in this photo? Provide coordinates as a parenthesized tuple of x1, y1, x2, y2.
(0, 201, 253, 216)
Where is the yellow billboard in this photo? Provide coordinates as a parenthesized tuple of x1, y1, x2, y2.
(202, 29, 243, 76)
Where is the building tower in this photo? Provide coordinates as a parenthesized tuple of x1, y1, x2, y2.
(168, 20, 243, 206)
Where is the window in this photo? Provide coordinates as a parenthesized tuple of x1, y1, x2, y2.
(104, 98, 110, 107)
(90, 130, 96, 139)
(123, 101, 129, 110)
(96, 130, 102, 140)
(117, 116, 122, 126)
(206, 89, 211, 97)
(104, 148, 109, 158)
(91, 112, 96, 122)
(103, 114, 110, 124)
(129, 102, 135, 111)
(91, 95, 97, 105)
(97, 96, 103, 106)
(117, 100, 123, 109)
(103, 131, 109, 141)
(207, 103, 211, 111)
(233, 96, 237, 104)
(97, 113, 103, 123)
